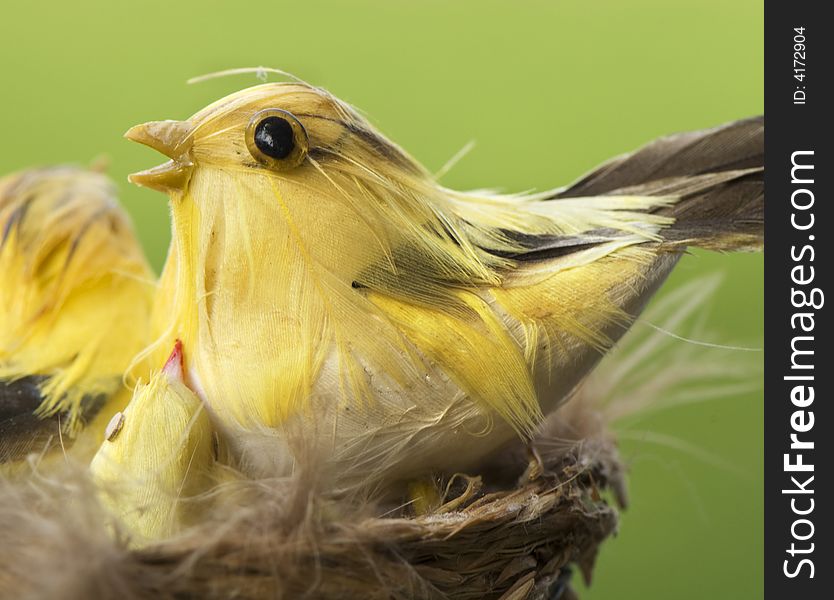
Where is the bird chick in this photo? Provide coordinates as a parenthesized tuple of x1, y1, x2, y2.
(90, 340, 215, 543)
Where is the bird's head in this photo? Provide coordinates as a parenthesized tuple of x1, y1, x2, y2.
(90, 340, 215, 541)
(128, 83, 487, 277)
(125, 82, 431, 212)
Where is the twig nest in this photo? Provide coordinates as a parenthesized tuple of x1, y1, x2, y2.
(126, 437, 623, 600)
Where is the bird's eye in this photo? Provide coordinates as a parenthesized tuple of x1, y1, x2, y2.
(245, 109, 309, 170)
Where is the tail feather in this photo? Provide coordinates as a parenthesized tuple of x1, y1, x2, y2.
(556, 116, 764, 252)
(654, 169, 762, 251)
(556, 117, 763, 197)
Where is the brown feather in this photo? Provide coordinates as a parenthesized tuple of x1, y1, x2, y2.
(492, 117, 764, 262)
(556, 116, 763, 196)
(556, 116, 764, 252)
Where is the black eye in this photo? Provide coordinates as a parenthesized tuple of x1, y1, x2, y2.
(254, 116, 294, 159)
(245, 109, 309, 170)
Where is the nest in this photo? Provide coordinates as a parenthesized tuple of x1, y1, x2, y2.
(3, 429, 626, 600)
(128, 435, 624, 600)
(0, 425, 624, 600)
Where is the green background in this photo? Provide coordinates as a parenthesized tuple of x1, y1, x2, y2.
(0, 1, 763, 598)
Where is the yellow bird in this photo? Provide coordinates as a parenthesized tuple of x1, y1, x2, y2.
(0, 166, 154, 466)
(125, 82, 762, 493)
(90, 340, 214, 543)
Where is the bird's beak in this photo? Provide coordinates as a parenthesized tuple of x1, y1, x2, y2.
(125, 120, 194, 194)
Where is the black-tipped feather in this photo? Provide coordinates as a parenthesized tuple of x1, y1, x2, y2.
(559, 116, 764, 251)
(556, 116, 763, 197)
(0, 378, 107, 463)
(504, 116, 764, 260)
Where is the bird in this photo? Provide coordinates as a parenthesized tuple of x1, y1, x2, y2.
(0, 166, 155, 468)
(125, 81, 762, 494)
(89, 340, 215, 543)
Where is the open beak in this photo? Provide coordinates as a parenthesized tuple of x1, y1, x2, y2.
(125, 120, 194, 194)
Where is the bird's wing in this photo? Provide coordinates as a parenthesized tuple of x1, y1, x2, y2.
(356, 117, 763, 435)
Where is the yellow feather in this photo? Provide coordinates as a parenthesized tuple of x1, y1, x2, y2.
(368, 289, 540, 436)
